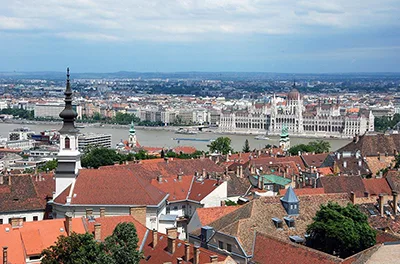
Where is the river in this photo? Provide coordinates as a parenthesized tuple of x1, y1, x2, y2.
(0, 122, 351, 152)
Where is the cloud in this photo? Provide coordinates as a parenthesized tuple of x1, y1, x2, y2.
(0, 0, 399, 41)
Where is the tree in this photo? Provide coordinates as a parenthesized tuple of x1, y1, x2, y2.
(208, 137, 233, 155)
(308, 140, 331, 154)
(307, 202, 376, 258)
(288, 144, 314, 156)
(39, 159, 58, 172)
(242, 139, 251, 153)
(41, 233, 103, 264)
(100, 222, 143, 264)
(81, 147, 122, 169)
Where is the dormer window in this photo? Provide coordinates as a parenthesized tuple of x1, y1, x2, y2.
(65, 137, 70, 149)
(284, 216, 295, 228)
(272, 217, 283, 228)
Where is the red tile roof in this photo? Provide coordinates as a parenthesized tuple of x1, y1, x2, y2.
(188, 178, 221, 202)
(85, 215, 147, 243)
(280, 188, 325, 196)
(247, 156, 306, 170)
(151, 175, 193, 202)
(141, 232, 226, 264)
(54, 168, 167, 206)
(253, 232, 343, 264)
(173, 146, 197, 154)
(318, 176, 366, 197)
(196, 206, 241, 227)
(301, 153, 329, 168)
(362, 178, 391, 196)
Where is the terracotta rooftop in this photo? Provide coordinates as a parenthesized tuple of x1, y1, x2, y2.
(318, 176, 366, 197)
(253, 232, 343, 264)
(151, 175, 193, 202)
(192, 193, 350, 255)
(385, 170, 400, 193)
(365, 156, 396, 175)
(196, 206, 241, 227)
(54, 167, 167, 206)
(246, 156, 306, 170)
(362, 178, 391, 196)
(280, 187, 325, 196)
(301, 153, 330, 168)
(337, 134, 400, 157)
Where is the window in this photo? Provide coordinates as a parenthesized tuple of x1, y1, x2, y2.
(23, 217, 26, 222)
(0, 219, 2, 224)
(218, 241, 224, 249)
(65, 137, 70, 149)
(227, 243, 232, 252)
(166, 207, 170, 214)
(173, 206, 178, 210)
(33, 216, 38, 221)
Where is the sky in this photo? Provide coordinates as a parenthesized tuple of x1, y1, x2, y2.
(0, 0, 399, 73)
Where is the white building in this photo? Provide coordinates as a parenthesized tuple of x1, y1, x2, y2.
(35, 102, 82, 119)
(78, 133, 112, 151)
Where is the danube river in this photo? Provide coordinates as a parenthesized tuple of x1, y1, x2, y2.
(0, 122, 351, 152)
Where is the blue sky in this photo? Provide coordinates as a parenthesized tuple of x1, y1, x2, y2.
(0, 0, 399, 73)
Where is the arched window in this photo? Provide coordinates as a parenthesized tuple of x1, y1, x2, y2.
(65, 137, 70, 149)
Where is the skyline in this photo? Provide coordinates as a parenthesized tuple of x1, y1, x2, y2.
(1, 0, 399, 73)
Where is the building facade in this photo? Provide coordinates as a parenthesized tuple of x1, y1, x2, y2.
(78, 133, 112, 151)
(219, 85, 374, 138)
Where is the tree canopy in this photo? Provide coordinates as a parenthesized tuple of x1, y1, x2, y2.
(242, 139, 251, 153)
(100, 222, 142, 264)
(374, 113, 400, 132)
(288, 140, 331, 155)
(208, 137, 233, 155)
(39, 159, 58, 172)
(41, 223, 142, 264)
(306, 202, 376, 258)
(41, 233, 103, 264)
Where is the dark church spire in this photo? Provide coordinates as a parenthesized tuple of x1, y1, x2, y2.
(59, 68, 79, 134)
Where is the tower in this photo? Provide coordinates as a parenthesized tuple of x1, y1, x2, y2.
(280, 186, 299, 215)
(55, 68, 81, 197)
(128, 121, 137, 147)
(279, 124, 290, 151)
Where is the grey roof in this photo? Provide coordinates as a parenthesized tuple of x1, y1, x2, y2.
(280, 186, 299, 203)
(159, 214, 178, 221)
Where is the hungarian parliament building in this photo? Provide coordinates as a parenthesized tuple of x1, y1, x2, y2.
(218, 87, 375, 138)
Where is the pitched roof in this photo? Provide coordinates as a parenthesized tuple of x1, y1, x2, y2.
(280, 188, 325, 196)
(253, 232, 343, 264)
(188, 178, 221, 202)
(301, 153, 330, 168)
(365, 156, 396, 175)
(55, 168, 167, 206)
(362, 178, 391, 196)
(258, 174, 292, 187)
(85, 215, 147, 243)
(196, 206, 241, 227)
(151, 175, 193, 202)
(385, 170, 400, 193)
(0, 218, 86, 261)
(247, 156, 306, 170)
(337, 134, 400, 157)
(318, 176, 366, 197)
(141, 231, 226, 264)
(192, 193, 350, 255)
(0, 174, 49, 213)
(280, 186, 299, 203)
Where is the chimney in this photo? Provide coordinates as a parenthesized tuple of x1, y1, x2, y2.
(393, 191, 398, 215)
(167, 236, 176, 254)
(94, 223, 101, 241)
(336, 152, 340, 160)
(3, 247, 7, 264)
(379, 194, 384, 217)
(210, 255, 219, 263)
(257, 176, 263, 190)
(129, 206, 147, 226)
(99, 208, 105, 218)
(193, 246, 200, 264)
(251, 165, 255, 174)
(184, 243, 190, 261)
(166, 227, 178, 239)
(177, 173, 182, 182)
(0, 175, 3, 185)
(176, 258, 183, 264)
(8, 175, 11, 186)
(152, 229, 158, 248)
(350, 191, 356, 204)
(358, 160, 362, 167)
(364, 191, 370, 198)
(202, 168, 206, 178)
(65, 213, 73, 235)
(220, 200, 226, 206)
(225, 166, 229, 175)
(239, 152, 242, 159)
(343, 161, 347, 168)
(86, 208, 93, 218)
(10, 218, 23, 228)
(157, 174, 163, 182)
(239, 165, 243, 178)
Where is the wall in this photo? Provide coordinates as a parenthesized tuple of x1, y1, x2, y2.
(201, 181, 228, 208)
(0, 210, 45, 224)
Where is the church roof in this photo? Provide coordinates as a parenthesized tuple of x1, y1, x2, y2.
(59, 68, 79, 134)
(287, 88, 301, 101)
(280, 186, 299, 203)
(129, 121, 135, 133)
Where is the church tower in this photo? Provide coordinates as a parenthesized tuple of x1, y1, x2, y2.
(279, 124, 291, 151)
(55, 68, 81, 197)
(128, 121, 137, 147)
